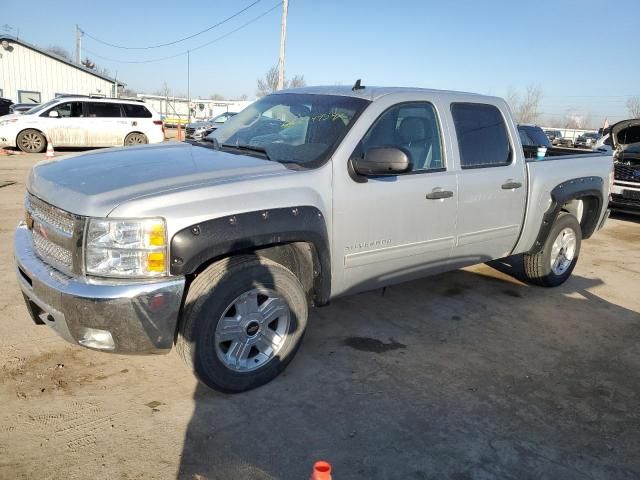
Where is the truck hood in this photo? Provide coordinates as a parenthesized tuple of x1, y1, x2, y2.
(27, 143, 288, 217)
(611, 119, 640, 164)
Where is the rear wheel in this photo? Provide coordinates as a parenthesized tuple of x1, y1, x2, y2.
(523, 213, 582, 287)
(176, 255, 308, 393)
(124, 132, 148, 146)
(17, 129, 46, 153)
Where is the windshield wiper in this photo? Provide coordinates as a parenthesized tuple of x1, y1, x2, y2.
(221, 143, 271, 160)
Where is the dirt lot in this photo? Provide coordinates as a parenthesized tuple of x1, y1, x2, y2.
(1, 149, 639, 480)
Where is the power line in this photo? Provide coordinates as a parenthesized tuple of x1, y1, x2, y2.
(81, 0, 261, 50)
(83, 2, 282, 64)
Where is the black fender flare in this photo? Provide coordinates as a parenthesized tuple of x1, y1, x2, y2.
(529, 176, 604, 254)
(169, 206, 331, 305)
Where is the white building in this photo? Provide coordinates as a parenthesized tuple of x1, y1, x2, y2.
(0, 36, 123, 104)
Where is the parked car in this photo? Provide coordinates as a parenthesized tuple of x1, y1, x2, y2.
(10, 103, 39, 115)
(556, 136, 575, 148)
(609, 118, 640, 213)
(185, 112, 237, 140)
(544, 129, 562, 144)
(0, 97, 164, 152)
(574, 132, 599, 149)
(14, 85, 612, 392)
(0, 98, 13, 116)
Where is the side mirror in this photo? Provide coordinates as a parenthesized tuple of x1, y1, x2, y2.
(352, 146, 411, 176)
(48, 110, 59, 118)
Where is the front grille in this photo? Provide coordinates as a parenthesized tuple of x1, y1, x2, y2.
(186, 127, 196, 135)
(26, 194, 81, 274)
(26, 194, 75, 235)
(32, 230, 73, 268)
(614, 163, 640, 183)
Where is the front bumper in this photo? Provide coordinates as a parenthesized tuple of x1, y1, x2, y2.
(14, 224, 186, 354)
(610, 183, 640, 213)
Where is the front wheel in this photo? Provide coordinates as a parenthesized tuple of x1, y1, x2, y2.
(124, 132, 148, 146)
(17, 129, 46, 153)
(523, 213, 582, 287)
(176, 255, 308, 393)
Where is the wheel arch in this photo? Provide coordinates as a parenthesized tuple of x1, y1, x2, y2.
(123, 131, 148, 144)
(170, 207, 331, 306)
(529, 176, 604, 254)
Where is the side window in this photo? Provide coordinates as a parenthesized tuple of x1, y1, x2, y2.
(451, 103, 511, 169)
(518, 128, 533, 146)
(122, 103, 152, 118)
(47, 101, 83, 118)
(86, 102, 122, 118)
(360, 102, 444, 172)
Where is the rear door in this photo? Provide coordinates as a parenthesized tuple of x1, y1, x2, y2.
(85, 102, 125, 146)
(450, 102, 526, 262)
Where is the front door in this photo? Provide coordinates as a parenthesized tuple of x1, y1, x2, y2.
(449, 102, 526, 263)
(42, 101, 86, 147)
(332, 101, 458, 296)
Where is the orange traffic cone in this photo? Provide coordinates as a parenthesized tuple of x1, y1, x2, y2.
(45, 136, 55, 158)
(310, 461, 332, 480)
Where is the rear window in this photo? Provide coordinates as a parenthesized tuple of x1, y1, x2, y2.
(520, 126, 550, 147)
(451, 103, 511, 169)
(86, 102, 122, 118)
(122, 103, 152, 118)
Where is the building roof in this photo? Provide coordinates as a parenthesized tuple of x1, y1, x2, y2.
(0, 36, 124, 86)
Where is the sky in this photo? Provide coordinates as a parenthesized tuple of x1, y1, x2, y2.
(3, 0, 639, 126)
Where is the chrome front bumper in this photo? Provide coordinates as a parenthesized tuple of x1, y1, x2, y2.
(14, 224, 186, 354)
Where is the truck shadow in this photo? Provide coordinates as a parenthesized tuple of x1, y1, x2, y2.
(177, 261, 640, 479)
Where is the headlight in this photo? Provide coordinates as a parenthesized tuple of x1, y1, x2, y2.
(0, 118, 18, 127)
(85, 218, 168, 278)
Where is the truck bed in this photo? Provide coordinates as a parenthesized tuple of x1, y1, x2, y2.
(513, 152, 613, 254)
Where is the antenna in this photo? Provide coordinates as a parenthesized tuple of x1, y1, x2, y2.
(352, 79, 365, 91)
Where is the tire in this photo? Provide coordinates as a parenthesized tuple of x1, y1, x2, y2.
(523, 213, 582, 287)
(124, 132, 148, 146)
(17, 129, 46, 153)
(176, 255, 308, 393)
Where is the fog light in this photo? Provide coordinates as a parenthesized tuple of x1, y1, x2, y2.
(78, 327, 116, 350)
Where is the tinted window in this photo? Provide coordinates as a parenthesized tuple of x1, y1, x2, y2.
(122, 103, 152, 118)
(48, 101, 83, 118)
(359, 102, 444, 171)
(451, 103, 511, 168)
(518, 128, 534, 146)
(86, 102, 122, 118)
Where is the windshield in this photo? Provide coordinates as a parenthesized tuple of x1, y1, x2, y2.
(23, 99, 59, 115)
(206, 93, 370, 167)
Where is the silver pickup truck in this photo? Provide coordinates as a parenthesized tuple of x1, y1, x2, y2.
(14, 85, 613, 392)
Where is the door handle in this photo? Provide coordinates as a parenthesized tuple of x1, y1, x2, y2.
(501, 181, 522, 190)
(425, 189, 454, 200)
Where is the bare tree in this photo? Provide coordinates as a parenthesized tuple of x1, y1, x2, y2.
(119, 88, 138, 97)
(288, 75, 306, 89)
(81, 57, 96, 69)
(238, 93, 249, 101)
(506, 85, 543, 124)
(256, 65, 306, 97)
(256, 66, 280, 97)
(627, 97, 640, 118)
(46, 45, 72, 61)
(153, 81, 172, 98)
(209, 93, 225, 101)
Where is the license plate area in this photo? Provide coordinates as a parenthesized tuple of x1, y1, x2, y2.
(622, 189, 640, 201)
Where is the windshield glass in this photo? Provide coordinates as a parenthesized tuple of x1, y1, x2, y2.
(206, 93, 370, 166)
(24, 99, 59, 115)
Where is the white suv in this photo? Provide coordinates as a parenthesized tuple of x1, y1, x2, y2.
(0, 96, 164, 152)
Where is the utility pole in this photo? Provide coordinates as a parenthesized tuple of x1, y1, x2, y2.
(277, 0, 288, 91)
(75, 25, 81, 64)
(187, 50, 191, 125)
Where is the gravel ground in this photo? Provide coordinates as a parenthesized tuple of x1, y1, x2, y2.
(0, 148, 639, 480)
